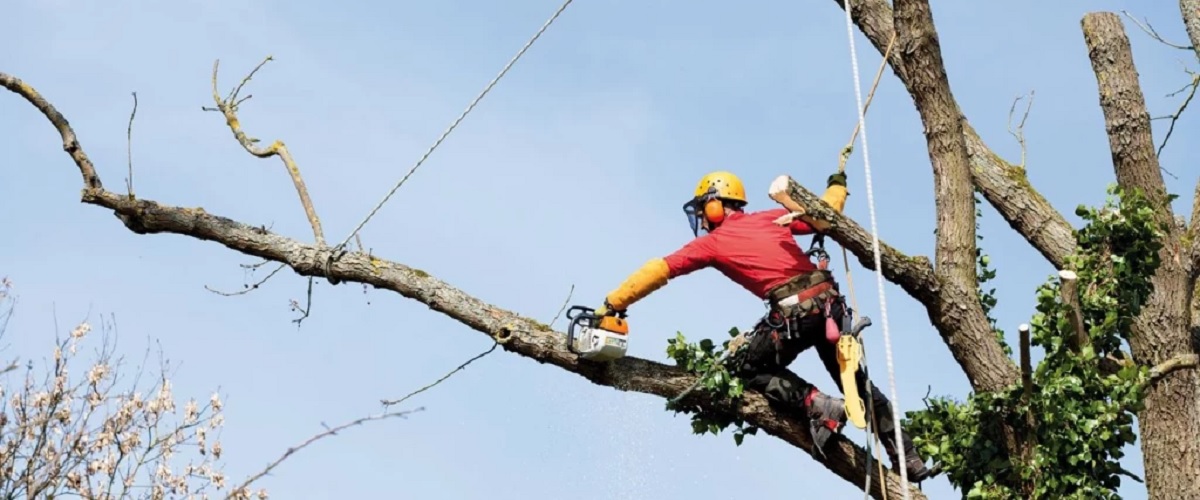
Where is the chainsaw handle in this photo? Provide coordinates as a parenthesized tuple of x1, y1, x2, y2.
(850, 316, 872, 336)
(564, 305, 600, 355)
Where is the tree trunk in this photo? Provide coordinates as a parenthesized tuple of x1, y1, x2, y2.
(1082, 13, 1200, 498)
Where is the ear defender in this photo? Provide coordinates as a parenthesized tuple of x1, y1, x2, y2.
(703, 198, 725, 224)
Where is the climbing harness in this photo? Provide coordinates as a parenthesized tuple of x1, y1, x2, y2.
(838, 0, 910, 496)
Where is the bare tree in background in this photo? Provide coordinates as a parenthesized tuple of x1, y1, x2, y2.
(0, 280, 417, 499)
(3, 0, 1200, 498)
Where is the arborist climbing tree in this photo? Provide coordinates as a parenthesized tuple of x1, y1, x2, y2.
(594, 170, 934, 482)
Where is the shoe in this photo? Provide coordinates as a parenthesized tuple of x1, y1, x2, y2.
(887, 444, 934, 482)
(804, 388, 847, 458)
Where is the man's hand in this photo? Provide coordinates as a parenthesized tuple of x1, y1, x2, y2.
(596, 300, 622, 318)
(827, 172, 847, 188)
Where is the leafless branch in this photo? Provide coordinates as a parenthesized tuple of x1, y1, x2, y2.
(227, 407, 424, 498)
(1, 68, 927, 500)
(204, 263, 287, 297)
(1148, 353, 1199, 384)
(288, 277, 316, 325)
(547, 284, 575, 330)
(1152, 71, 1199, 159)
(1018, 324, 1032, 404)
(380, 283, 574, 409)
(1057, 270, 1091, 352)
(833, 0, 1078, 269)
(206, 56, 327, 247)
(1121, 11, 1196, 51)
(125, 92, 137, 198)
(380, 344, 498, 409)
(1006, 91, 1035, 169)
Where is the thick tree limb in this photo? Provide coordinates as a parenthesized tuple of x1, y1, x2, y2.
(1082, 13, 1173, 227)
(1182, 0, 1200, 61)
(833, 0, 1077, 270)
(893, 0, 977, 287)
(1081, 13, 1200, 496)
(0, 71, 925, 500)
(770, 177, 1020, 392)
(1191, 180, 1200, 280)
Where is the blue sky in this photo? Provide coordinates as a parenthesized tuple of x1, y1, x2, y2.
(2, 0, 1196, 498)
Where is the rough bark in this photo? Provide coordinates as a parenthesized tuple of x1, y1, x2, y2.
(1183, 0, 1200, 60)
(833, 0, 1078, 270)
(893, 0, 976, 286)
(1082, 12, 1200, 498)
(781, 180, 1020, 393)
(0, 72, 926, 500)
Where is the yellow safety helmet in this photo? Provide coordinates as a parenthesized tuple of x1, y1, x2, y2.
(683, 171, 748, 236)
(693, 171, 747, 203)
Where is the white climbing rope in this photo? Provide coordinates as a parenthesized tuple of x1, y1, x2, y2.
(840, 0, 910, 497)
(334, 0, 576, 251)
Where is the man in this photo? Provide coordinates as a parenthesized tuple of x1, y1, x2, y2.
(595, 170, 932, 480)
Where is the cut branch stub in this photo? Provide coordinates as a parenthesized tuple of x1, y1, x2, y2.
(1057, 270, 1090, 353)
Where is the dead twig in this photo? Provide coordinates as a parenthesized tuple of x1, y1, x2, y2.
(1006, 91, 1035, 169)
(204, 56, 327, 247)
(204, 262, 287, 297)
(125, 92, 137, 198)
(547, 284, 575, 330)
(380, 283, 575, 409)
(380, 343, 498, 409)
(289, 277, 316, 325)
(227, 407, 424, 498)
(1121, 11, 1196, 51)
(1151, 71, 1199, 160)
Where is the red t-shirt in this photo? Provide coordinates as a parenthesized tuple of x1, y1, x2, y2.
(662, 208, 818, 299)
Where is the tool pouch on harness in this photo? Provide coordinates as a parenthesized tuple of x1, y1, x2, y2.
(766, 270, 839, 325)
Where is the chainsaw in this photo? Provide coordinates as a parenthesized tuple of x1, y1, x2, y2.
(837, 313, 874, 430)
(564, 305, 629, 362)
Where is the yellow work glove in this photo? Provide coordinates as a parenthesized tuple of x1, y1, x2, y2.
(595, 299, 624, 316)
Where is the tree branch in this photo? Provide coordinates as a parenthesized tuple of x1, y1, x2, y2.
(0, 70, 926, 500)
(1148, 353, 1200, 384)
(1181, 0, 1200, 62)
(1120, 10, 1196, 51)
(893, 0, 978, 287)
(833, 0, 1078, 270)
(203, 57, 327, 246)
(769, 176, 1020, 392)
(1192, 179, 1200, 279)
(229, 408, 424, 499)
(1082, 12, 1173, 227)
(769, 176, 937, 300)
(1058, 270, 1091, 352)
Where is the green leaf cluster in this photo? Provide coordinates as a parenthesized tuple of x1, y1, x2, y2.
(904, 185, 1167, 499)
(664, 327, 759, 446)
